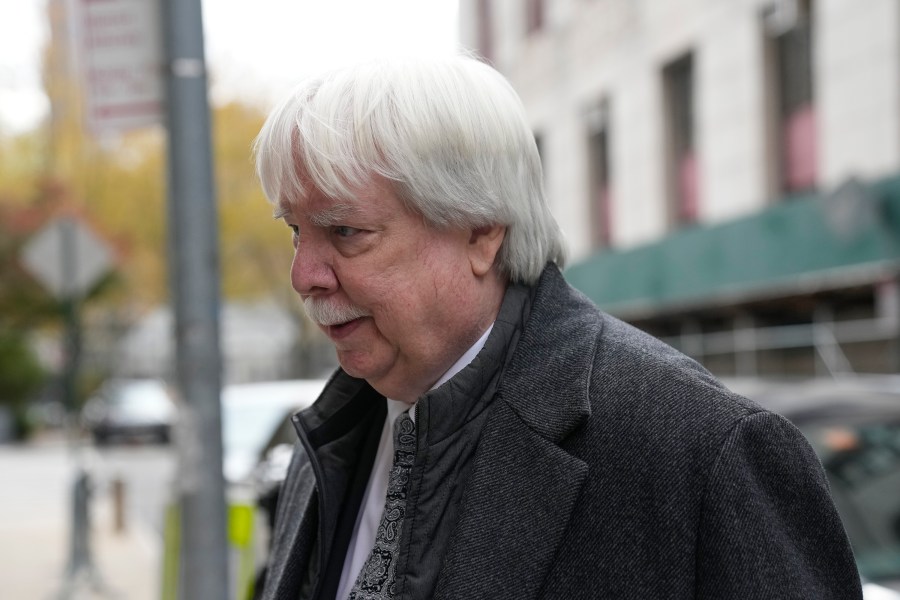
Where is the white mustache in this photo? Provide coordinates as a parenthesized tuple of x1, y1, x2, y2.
(303, 298, 371, 326)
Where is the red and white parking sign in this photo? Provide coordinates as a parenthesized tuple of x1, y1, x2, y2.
(78, 0, 164, 134)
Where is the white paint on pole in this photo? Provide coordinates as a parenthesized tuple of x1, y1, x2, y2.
(77, 0, 165, 133)
(20, 216, 114, 299)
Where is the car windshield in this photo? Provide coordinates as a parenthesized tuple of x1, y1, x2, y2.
(219, 381, 325, 459)
(222, 403, 290, 454)
(798, 417, 900, 585)
(108, 381, 173, 418)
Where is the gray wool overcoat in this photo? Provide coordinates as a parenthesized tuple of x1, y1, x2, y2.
(260, 265, 862, 600)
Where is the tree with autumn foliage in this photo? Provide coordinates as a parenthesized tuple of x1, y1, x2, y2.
(0, 16, 336, 429)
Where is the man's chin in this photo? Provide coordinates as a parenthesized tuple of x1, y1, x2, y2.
(336, 354, 378, 381)
(337, 361, 421, 403)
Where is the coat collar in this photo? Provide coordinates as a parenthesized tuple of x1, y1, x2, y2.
(415, 263, 600, 448)
(498, 264, 600, 443)
(414, 278, 531, 446)
(430, 264, 600, 599)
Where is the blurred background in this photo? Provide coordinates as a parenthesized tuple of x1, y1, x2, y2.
(1, 0, 900, 599)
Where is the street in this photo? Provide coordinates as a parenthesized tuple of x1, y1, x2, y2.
(0, 432, 174, 600)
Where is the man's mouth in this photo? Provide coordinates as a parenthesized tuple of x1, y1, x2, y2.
(326, 317, 366, 340)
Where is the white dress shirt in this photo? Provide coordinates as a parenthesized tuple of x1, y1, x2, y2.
(335, 324, 494, 599)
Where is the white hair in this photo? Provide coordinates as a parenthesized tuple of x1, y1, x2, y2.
(253, 54, 566, 284)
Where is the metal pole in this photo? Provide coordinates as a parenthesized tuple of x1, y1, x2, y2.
(56, 219, 105, 599)
(160, 0, 228, 598)
(111, 477, 126, 534)
(66, 470, 93, 579)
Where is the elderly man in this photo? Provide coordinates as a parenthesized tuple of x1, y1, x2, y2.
(252, 55, 861, 600)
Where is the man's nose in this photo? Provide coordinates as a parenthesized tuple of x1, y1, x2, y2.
(290, 241, 338, 296)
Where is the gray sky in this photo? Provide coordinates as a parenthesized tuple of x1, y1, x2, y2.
(0, 0, 460, 133)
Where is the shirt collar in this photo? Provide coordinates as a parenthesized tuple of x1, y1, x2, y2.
(414, 281, 532, 444)
(431, 324, 494, 391)
(390, 323, 495, 425)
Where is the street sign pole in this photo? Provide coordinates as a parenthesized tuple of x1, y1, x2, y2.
(21, 216, 115, 599)
(160, 0, 229, 598)
(58, 220, 94, 600)
(59, 219, 81, 427)
(21, 213, 118, 596)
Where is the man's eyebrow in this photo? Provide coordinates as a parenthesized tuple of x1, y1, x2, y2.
(272, 202, 291, 220)
(308, 203, 359, 227)
(272, 201, 360, 225)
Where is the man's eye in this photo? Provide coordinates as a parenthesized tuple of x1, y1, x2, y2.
(333, 226, 360, 238)
(288, 224, 299, 235)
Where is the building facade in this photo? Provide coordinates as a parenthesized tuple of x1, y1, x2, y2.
(460, 0, 900, 376)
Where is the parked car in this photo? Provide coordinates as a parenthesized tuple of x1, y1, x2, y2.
(725, 375, 900, 597)
(159, 379, 327, 600)
(81, 378, 177, 445)
(221, 379, 327, 486)
(217, 378, 326, 599)
(249, 415, 300, 509)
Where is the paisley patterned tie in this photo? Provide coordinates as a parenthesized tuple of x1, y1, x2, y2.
(348, 410, 416, 600)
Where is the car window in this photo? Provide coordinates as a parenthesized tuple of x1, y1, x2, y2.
(799, 419, 900, 585)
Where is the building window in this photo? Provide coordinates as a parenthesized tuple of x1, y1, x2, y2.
(586, 101, 612, 247)
(526, 0, 545, 34)
(477, 0, 494, 63)
(764, 0, 816, 194)
(663, 53, 699, 226)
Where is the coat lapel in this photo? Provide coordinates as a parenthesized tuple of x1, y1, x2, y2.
(434, 267, 601, 599)
(434, 399, 588, 599)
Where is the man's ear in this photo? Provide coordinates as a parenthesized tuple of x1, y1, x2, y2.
(467, 225, 506, 277)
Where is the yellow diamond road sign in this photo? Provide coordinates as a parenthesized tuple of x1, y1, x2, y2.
(21, 216, 114, 299)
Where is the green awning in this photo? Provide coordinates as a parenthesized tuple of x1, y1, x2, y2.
(564, 175, 900, 316)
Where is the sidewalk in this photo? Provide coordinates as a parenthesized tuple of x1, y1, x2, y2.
(0, 436, 160, 600)
(5, 503, 160, 600)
